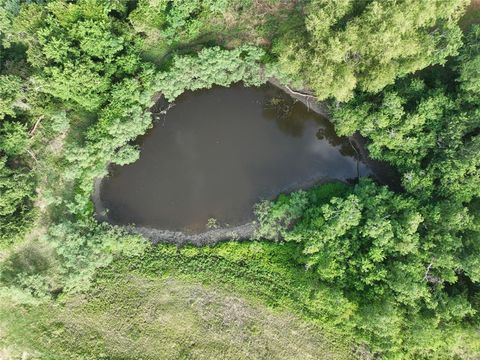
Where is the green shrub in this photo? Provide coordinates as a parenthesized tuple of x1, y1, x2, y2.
(156, 45, 266, 101)
(0, 222, 148, 302)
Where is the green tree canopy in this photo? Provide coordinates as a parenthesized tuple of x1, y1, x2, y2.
(275, 0, 468, 101)
(333, 25, 480, 203)
(13, 0, 142, 111)
(0, 75, 22, 120)
(0, 157, 35, 246)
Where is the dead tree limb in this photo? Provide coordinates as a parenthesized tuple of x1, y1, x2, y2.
(284, 85, 316, 98)
(29, 116, 44, 136)
(27, 149, 38, 163)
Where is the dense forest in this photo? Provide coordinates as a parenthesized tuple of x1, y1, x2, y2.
(0, 0, 479, 359)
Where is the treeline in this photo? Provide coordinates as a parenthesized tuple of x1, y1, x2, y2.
(258, 21, 480, 358)
(274, 0, 469, 101)
(0, 0, 478, 358)
(0, 0, 269, 302)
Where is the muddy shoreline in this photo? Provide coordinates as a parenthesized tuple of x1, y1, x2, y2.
(93, 175, 350, 246)
(93, 79, 400, 246)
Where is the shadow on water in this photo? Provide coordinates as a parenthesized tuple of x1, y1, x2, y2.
(97, 84, 373, 233)
(261, 86, 355, 157)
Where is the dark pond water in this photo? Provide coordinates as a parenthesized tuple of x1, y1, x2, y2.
(97, 84, 370, 232)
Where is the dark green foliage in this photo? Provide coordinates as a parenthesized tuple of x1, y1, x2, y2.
(333, 25, 480, 203)
(256, 179, 480, 357)
(458, 24, 480, 100)
(0, 74, 22, 120)
(0, 55, 36, 246)
(0, 158, 35, 247)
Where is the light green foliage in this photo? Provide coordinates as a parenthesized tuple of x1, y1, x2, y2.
(0, 0, 22, 47)
(255, 182, 352, 242)
(129, 0, 168, 35)
(0, 121, 28, 156)
(111, 144, 140, 166)
(7, 1, 159, 219)
(257, 180, 479, 356)
(62, 70, 156, 217)
(0, 2, 11, 46)
(286, 180, 425, 295)
(419, 199, 480, 286)
(48, 110, 70, 134)
(0, 221, 148, 301)
(47, 222, 147, 293)
(254, 191, 309, 241)
(315, 24, 480, 356)
(275, 0, 468, 101)
(157, 45, 266, 100)
(129, 0, 230, 48)
(15, 0, 141, 111)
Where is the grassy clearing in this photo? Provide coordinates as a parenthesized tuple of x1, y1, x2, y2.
(1, 273, 354, 359)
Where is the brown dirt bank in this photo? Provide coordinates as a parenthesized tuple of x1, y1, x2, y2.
(132, 222, 257, 246)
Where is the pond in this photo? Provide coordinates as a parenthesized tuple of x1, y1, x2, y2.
(96, 84, 371, 233)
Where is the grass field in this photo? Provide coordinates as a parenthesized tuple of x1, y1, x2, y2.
(1, 273, 354, 359)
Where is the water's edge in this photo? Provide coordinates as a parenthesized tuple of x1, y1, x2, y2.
(268, 78, 401, 190)
(92, 79, 399, 246)
(134, 222, 257, 247)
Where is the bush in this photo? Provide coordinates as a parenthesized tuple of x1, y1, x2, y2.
(0, 221, 148, 302)
(156, 45, 266, 101)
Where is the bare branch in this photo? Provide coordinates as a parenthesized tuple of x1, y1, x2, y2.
(29, 116, 44, 136)
(284, 85, 316, 98)
(27, 149, 38, 163)
(423, 262, 433, 281)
